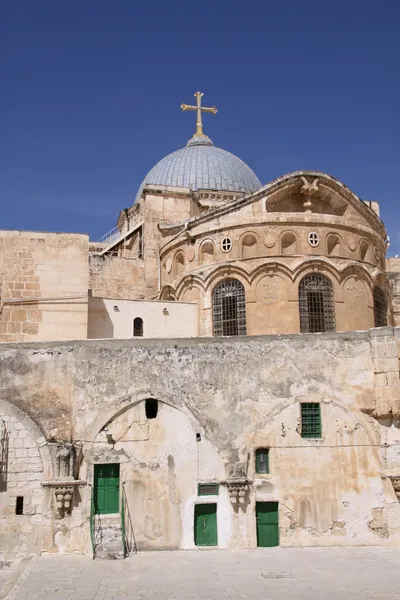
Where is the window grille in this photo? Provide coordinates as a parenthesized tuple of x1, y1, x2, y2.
(255, 449, 269, 474)
(221, 237, 232, 252)
(133, 317, 143, 337)
(212, 279, 246, 336)
(198, 483, 219, 496)
(373, 286, 387, 327)
(301, 403, 322, 438)
(308, 232, 319, 247)
(299, 274, 335, 333)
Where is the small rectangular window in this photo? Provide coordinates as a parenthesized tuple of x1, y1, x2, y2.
(301, 403, 322, 438)
(255, 449, 269, 474)
(198, 483, 219, 496)
(15, 496, 24, 515)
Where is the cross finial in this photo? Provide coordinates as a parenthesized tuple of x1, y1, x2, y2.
(180, 91, 217, 137)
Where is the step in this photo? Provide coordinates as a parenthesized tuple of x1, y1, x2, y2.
(93, 513, 125, 560)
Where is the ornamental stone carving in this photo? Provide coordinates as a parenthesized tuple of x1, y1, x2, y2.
(226, 461, 249, 504)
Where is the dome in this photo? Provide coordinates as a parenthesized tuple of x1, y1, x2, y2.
(135, 134, 261, 202)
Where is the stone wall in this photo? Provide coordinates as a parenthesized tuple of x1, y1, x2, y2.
(0, 231, 89, 342)
(387, 258, 400, 326)
(89, 254, 145, 300)
(0, 328, 400, 555)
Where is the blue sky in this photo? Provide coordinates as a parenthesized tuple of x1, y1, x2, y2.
(1, 1, 399, 253)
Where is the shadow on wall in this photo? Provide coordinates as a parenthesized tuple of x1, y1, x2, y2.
(87, 299, 114, 339)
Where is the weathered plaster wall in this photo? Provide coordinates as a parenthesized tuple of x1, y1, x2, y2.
(0, 231, 89, 342)
(1, 328, 400, 555)
(88, 298, 197, 339)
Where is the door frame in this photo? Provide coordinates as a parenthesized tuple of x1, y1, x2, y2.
(194, 502, 218, 547)
(255, 501, 279, 547)
(93, 462, 121, 515)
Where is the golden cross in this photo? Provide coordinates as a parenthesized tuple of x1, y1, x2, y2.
(180, 91, 217, 136)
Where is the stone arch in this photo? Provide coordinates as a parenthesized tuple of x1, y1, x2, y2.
(199, 239, 215, 265)
(86, 392, 207, 444)
(159, 285, 177, 301)
(0, 399, 53, 559)
(280, 231, 298, 255)
(174, 251, 185, 277)
(326, 233, 341, 256)
(240, 232, 259, 259)
(292, 259, 341, 287)
(250, 261, 294, 286)
(0, 399, 52, 480)
(204, 265, 250, 292)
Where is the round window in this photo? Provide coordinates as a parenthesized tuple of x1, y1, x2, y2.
(308, 232, 319, 247)
(221, 237, 232, 253)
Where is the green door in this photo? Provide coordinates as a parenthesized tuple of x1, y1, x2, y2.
(256, 502, 279, 547)
(194, 503, 217, 546)
(94, 464, 120, 514)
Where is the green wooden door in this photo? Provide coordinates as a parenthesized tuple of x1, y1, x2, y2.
(194, 503, 217, 546)
(256, 502, 279, 547)
(94, 464, 120, 514)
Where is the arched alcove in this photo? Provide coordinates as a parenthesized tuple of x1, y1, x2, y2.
(281, 232, 298, 255)
(174, 252, 185, 276)
(326, 234, 341, 256)
(241, 234, 258, 259)
(200, 241, 215, 265)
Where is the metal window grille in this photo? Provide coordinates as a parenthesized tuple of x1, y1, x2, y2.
(212, 279, 247, 336)
(133, 317, 143, 337)
(198, 483, 219, 496)
(373, 286, 387, 327)
(301, 403, 322, 438)
(255, 449, 269, 474)
(299, 274, 335, 333)
(308, 232, 319, 247)
(221, 237, 232, 252)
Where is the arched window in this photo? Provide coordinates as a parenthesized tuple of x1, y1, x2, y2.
(145, 399, 158, 419)
(299, 274, 335, 333)
(212, 279, 246, 336)
(133, 317, 143, 337)
(373, 286, 387, 327)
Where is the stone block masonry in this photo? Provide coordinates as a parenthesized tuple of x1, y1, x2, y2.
(0, 230, 89, 342)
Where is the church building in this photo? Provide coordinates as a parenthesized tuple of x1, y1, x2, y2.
(1, 92, 400, 559)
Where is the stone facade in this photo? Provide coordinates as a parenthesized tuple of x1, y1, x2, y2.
(0, 329, 400, 559)
(0, 231, 89, 342)
(1, 148, 400, 560)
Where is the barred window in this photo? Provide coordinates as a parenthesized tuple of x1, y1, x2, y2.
(133, 317, 143, 337)
(373, 286, 387, 327)
(212, 279, 246, 336)
(299, 274, 335, 333)
(301, 403, 322, 438)
(255, 448, 269, 474)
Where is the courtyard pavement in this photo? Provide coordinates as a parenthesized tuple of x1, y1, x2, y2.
(2, 547, 400, 600)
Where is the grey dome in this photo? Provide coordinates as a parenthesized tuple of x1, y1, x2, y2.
(135, 135, 261, 202)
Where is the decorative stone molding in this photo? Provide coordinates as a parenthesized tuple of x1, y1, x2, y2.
(45, 442, 84, 514)
(388, 476, 400, 500)
(42, 480, 86, 513)
(226, 461, 249, 504)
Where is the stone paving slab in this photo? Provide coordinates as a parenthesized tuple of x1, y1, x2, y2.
(2, 547, 400, 600)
